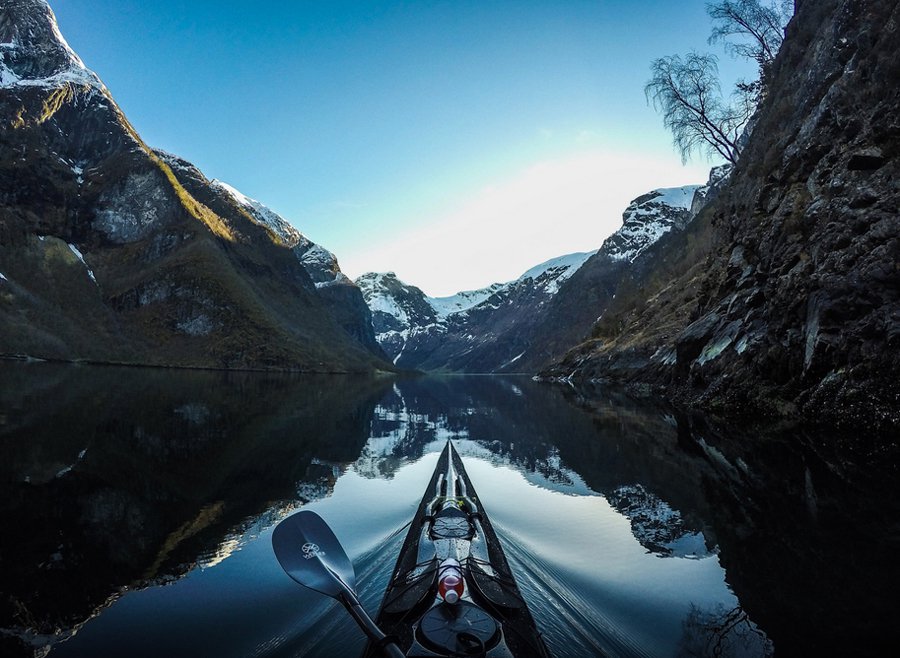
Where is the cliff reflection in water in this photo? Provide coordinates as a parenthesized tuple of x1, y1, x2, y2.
(1, 363, 896, 657)
(556, 382, 900, 657)
(0, 362, 393, 656)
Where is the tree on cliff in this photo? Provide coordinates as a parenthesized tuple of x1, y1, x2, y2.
(708, 0, 794, 104)
(645, 52, 751, 165)
(647, 0, 792, 164)
(708, 0, 792, 72)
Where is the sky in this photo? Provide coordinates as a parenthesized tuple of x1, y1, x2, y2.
(52, 0, 755, 296)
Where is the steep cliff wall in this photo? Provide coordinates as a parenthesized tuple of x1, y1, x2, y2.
(547, 0, 899, 430)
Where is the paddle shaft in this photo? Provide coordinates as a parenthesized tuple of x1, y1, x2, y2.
(340, 592, 405, 658)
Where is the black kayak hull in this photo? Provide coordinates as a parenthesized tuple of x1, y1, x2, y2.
(363, 441, 552, 658)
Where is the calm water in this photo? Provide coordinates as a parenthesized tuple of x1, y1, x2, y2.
(1, 363, 897, 657)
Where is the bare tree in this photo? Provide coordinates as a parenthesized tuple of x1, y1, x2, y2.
(707, 0, 793, 73)
(679, 604, 774, 657)
(646, 1, 792, 164)
(645, 52, 751, 165)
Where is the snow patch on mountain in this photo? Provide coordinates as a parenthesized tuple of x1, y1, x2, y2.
(429, 284, 504, 320)
(649, 185, 698, 210)
(0, 0, 104, 90)
(212, 180, 301, 245)
(212, 179, 348, 287)
(67, 243, 97, 284)
(368, 287, 410, 326)
(603, 185, 703, 263)
(517, 251, 597, 294)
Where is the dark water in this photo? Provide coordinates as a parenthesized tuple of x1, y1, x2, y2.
(1, 363, 897, 657)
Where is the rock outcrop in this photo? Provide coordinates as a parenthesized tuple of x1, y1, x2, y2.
(546, 0, 900, 431)
(0, 0, 387, 371)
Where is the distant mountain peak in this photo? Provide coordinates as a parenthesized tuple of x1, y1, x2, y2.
(0, 0, 103, 90)
(516, 251, 597, 295)
(356, 250, 599, 368)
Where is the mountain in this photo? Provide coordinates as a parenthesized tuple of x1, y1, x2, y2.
(158, 153, 384, 357)
(0, 0, 387, 371)
(357, 251, 595, 370)
(544, 0, 900, 430)
(357, 178, 719, 373)
(355, 271, 444, 363)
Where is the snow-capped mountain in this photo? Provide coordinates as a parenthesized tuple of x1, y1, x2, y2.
(356, 251, 596, 369)
(357, 174, 724, 373)
(0, 0, 103, 91)
(602, 185, 702, 263)
(355, 272, 440, 362)
(0, 0, 386, 369)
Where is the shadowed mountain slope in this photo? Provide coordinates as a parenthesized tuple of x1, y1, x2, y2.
(0, 0, 387, 371)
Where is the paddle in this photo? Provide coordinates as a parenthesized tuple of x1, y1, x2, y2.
(272, 510, 405, 658)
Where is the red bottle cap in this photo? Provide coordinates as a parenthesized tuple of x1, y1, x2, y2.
(439, 572, 463, 604)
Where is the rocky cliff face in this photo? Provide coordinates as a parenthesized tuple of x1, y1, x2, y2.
(0, 0, 386, 370)
(358, 179, 717, 373)
(547, 0, 899, 430)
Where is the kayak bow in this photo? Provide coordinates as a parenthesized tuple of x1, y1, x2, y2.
(364, 440, 552, 658)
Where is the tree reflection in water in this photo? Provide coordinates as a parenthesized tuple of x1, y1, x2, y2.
(680, 604, 773, 657)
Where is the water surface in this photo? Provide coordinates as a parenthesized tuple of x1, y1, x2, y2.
(1, 363, 896, 657)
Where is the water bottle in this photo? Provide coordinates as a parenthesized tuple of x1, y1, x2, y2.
(437, 558, 464, 604)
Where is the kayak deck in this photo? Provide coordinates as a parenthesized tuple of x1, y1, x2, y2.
(364, 441, 552, 657)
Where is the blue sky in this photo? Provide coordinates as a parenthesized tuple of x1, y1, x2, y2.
(53, 0, 755, 295)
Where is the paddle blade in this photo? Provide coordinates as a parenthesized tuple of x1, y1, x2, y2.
(272, 510, 357, 598)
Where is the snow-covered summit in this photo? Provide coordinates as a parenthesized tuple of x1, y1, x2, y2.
(0, 0, 104, 90)
(602, 185, 703, 263)
(516, 251, 597, 295)
(428, 283, 505, 320)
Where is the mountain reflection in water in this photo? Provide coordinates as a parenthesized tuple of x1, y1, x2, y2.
(0, 363, 896, 657)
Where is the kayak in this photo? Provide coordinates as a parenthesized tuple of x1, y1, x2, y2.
(271, 441, 552, 658)
(362, 441, 553, 658)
